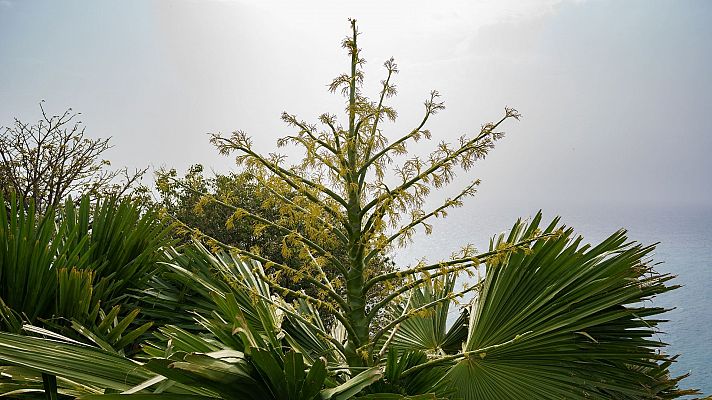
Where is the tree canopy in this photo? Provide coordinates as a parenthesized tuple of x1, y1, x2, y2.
(156, 164, 397, 325)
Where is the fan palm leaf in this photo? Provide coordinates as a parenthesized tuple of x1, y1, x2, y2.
(441, 212, 696, 399)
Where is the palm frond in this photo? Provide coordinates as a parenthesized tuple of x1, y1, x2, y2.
(443, 212, 696, 399)
(386, 275, 456, 354)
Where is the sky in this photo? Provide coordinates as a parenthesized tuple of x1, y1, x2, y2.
(1, 0, 711, 210)
(3, 2, 712, 391)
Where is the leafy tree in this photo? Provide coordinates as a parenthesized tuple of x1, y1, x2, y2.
(156, 164, 285, 261)
(155, 164, 397, 328)
(0, 102, 146, 213)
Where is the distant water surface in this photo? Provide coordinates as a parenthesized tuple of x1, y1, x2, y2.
(394, 203, 712, 395)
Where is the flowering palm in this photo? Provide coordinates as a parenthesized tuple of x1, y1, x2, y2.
(0, 20, 698, 399)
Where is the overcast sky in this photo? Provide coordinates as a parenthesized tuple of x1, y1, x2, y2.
(1, 0, 710, 210)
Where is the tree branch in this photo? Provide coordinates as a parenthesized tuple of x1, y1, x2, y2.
(248, 172, 349, 244)
(366, 262, 480, 322)
(247, 289, 347, 357)
(279, 134, 343, 177)
(363, 180, 479, 265)
(365, 232, 551, 292)
(282, 113, 341, 157)
(360, 60, 397, 170)
(251, 267, 356, 339)
(169, 173, 346, 270)
(211, 135, 348, 216)
(361, 110, 516, 217)
(168, 215, 350, 312)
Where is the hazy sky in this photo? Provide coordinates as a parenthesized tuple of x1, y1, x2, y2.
(1, 0, 711, 209)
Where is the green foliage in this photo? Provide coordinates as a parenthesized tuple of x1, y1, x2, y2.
(155, 164, 397, 327)
(156, 19, 692, 397)
(0, 193, 69, 325)
(62, 196, 174, 309)
(156, 165, 269, 252)
(150, 243, 345, 364)
(200, 19, 523, 371)
(383, 275, 469, 355)
(0, 193, 172, 338)
(0, 225, 700, 397)
(0, 331, 157, 392)
(440, 213, 697, 399)
(0, 245, 395, 399)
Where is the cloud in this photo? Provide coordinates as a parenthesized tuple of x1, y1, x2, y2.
(198, 0, 583, 66)
(0, 0, 12, 8)
(222, 0, 580, 31)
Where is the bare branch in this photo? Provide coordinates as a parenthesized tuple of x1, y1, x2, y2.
(1, 103, 143, 212)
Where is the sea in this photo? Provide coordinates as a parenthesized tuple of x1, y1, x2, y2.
(395, 202, 712, 396)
